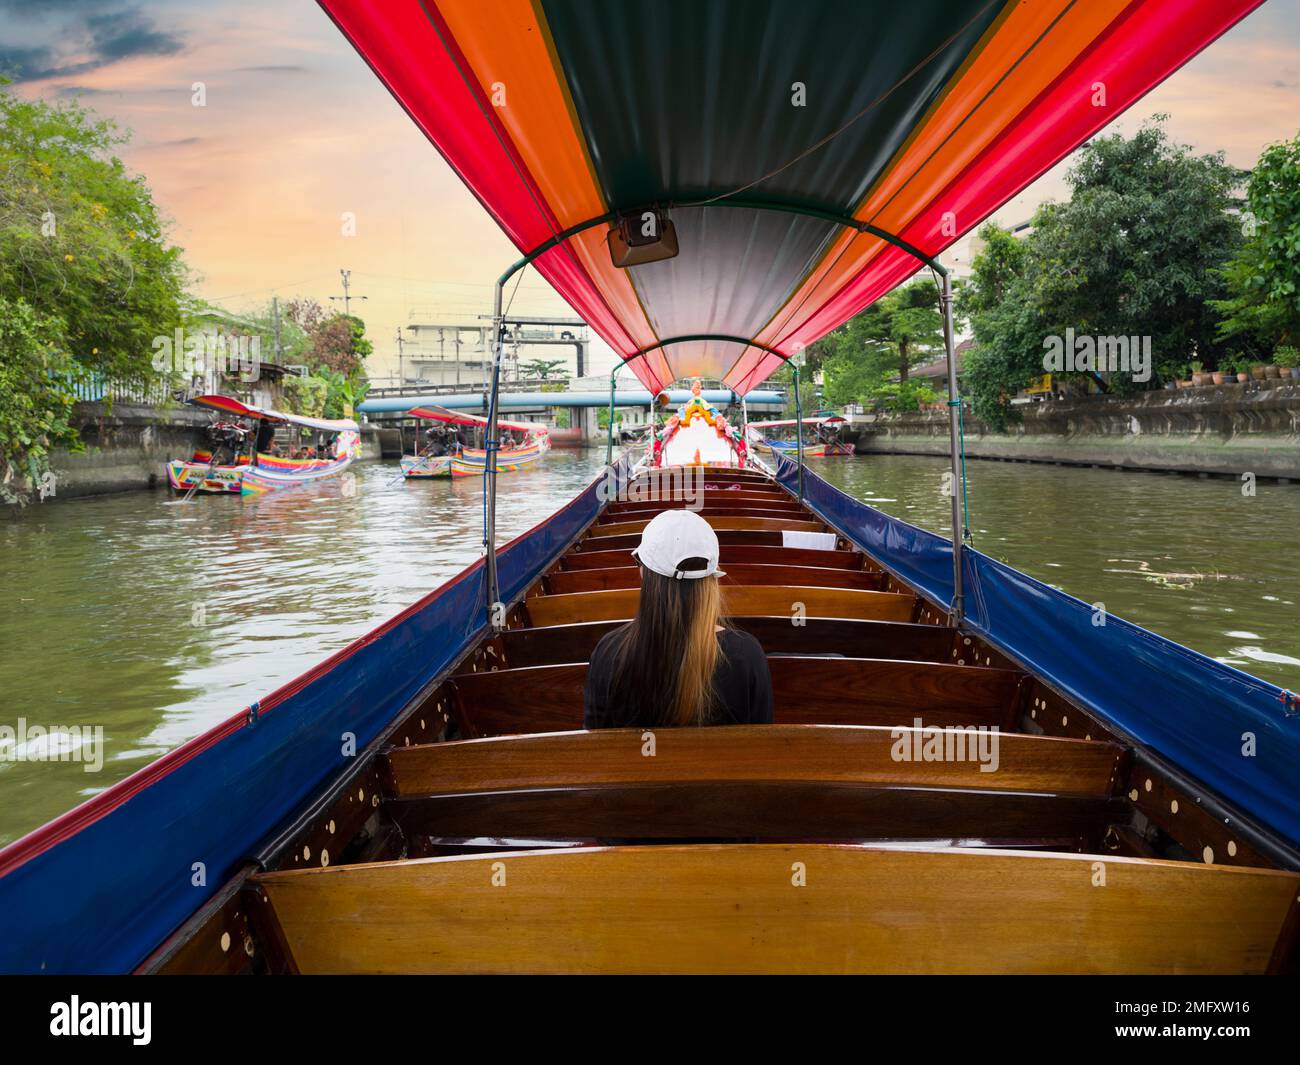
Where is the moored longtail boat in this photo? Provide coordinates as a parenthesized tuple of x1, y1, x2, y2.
(400, 405, 550, 479)
(3, 0, 1294, 975)
(165, 394, 361, 496)
(746, 416, 855, 458)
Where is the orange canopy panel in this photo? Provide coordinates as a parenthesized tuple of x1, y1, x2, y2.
(318, 0, 1264, 394)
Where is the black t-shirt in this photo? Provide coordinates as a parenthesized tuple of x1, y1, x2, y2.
(583, 626, 774, 729)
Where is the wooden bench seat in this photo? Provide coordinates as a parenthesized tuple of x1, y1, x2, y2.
(560, 544, 867, 572)
(593, 515, 824, 538)
(493, 617, 954, 669)
(384, 723, 1121, 847)
(604, 493, 791, 515)
(609, 492, 792, 508)
(579, 529, 839, 552)
(599, 505, 804, 523)
(447, 657, 1021, 735)
(254, 843, 1300, 973)
(387, 784, 1118, 847)
(545, 564, 886, 594)
(385, 725, 1122, 796)
(525, 585, 914, 627)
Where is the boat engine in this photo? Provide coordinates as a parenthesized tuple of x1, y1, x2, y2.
(207, 421, 250, 463)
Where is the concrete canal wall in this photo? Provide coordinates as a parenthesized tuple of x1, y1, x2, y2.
(856, 379, 1300, 479)
(29, 402, 383, 502)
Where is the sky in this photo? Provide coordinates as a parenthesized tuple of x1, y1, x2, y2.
(4, 0, 1299, 383)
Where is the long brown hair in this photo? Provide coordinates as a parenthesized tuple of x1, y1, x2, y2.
(607, 561, 727, 726)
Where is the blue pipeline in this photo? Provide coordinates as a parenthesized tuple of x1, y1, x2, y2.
(359, 389, 785, 414)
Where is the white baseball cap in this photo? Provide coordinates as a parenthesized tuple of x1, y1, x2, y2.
(632, 509, 726, 580)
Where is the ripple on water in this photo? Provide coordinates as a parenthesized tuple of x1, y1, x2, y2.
(0, 452, 609, 844)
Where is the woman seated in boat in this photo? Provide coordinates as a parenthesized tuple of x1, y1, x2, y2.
(584, 509, 773, 729)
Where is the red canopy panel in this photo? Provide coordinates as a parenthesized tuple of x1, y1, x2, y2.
(188, 394, 359, 433)
(318, 0, 1264, 395)
(408, 405, 547, 435)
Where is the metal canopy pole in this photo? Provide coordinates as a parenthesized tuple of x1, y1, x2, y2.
(793, 363, 804, 501)
(483, 278, 505, 629)
(605, 363, 624, 466)
(940, 270, 964, 626)
(740, 395, 749, 468)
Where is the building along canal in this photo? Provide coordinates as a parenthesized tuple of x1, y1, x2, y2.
(2, 449, 1297, 846)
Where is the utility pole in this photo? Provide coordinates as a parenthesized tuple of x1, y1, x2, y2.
(329, 268, 367, 318)
(271, 297, 284, 364)
(395, 327, 406, 388)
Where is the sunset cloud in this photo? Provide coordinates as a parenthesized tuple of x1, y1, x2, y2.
(0, 2, 184, 82)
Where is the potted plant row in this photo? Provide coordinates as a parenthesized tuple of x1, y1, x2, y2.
(1276, 346, 1300, 380)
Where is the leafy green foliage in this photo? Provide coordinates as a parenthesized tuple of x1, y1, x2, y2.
(0, 80, 188, 499)
(313, 369, 371, 419)
(812, 279, 943, 411)
(281, 374, 328, 419)
(520, 358, 567, 380)
(764, 362, 820, 419)
(0, 79, 188, 382)
(0, 296, 80, 502)
(960, 120, 1245, 427)
(958, 224, 1050, 430)
(1211, 132, 1300, 352)
(281, 298, 372, 412)
(1029, 122, 1242, 385)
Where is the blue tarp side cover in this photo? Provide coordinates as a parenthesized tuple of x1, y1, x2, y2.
(775, 453, 1300, 852)
(0, 457, 635, 974)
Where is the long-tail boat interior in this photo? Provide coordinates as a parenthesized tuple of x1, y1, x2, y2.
(3, 0, 1296, 983)
(128, 463, 1299, 975)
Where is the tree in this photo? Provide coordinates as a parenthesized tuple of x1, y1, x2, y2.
(305, 313, 371, 377)
(520, 358, 567, 380)
(240, 299, 312, 364)
(0, 296, 79, 503)
(1030, 120, 1242, 384)
(0, 79, 188, 383)
(764, 362, 819, 419)
(960, 120, 1244, 427)
(813, 278, 943, 409)
(0, 79, 189, 498)
(1211, 131, 1300, 352)
(313, 369, 371, 420)
(957, 223, 1048, 429)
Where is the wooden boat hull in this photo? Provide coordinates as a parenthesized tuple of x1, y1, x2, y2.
(752, 439, 855, 458)
(401, 438, 549, 478)
(165, 460, 245, 493)
(4, 454, 1300, 976)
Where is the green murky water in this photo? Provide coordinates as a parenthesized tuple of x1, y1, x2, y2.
(818, 453, 1300, 689)
(2, 450, 1296, 845)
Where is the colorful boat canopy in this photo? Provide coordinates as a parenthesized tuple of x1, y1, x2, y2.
(408, 404, 548, 435)
(748, 416, 847, 430)
(319, 0, 1263, 394)
(188, 394, 360, 433)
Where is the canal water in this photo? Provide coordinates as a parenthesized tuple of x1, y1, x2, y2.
(2, 450, 1297, 845)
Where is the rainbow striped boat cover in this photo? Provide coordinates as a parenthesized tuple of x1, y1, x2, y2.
(240, 432, 362, 495)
